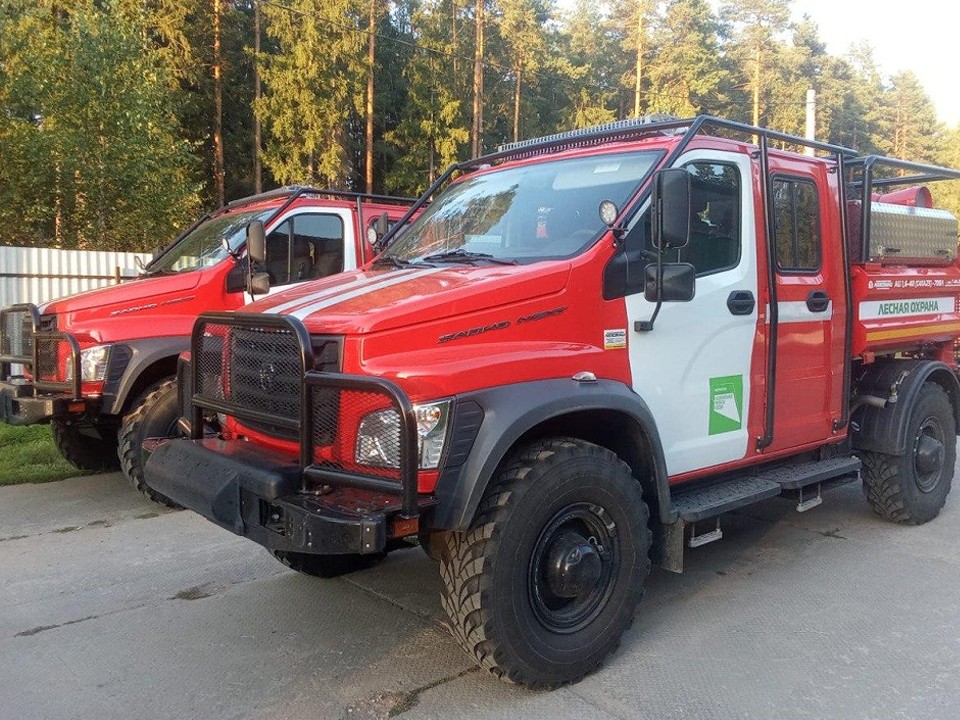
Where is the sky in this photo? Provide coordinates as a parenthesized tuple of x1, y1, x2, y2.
(777, 0, 960, 126)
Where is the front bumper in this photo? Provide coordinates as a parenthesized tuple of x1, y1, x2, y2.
(144, 437, 425, 555)
(0, 380, 77, 425)
(1, 303, 82, 426)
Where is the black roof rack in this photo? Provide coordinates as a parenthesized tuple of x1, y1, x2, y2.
(148, 186, 417, 272)
(223, 186, 418, 211)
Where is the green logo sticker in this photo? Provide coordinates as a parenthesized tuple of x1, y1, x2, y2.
(709, 375, 743, 435)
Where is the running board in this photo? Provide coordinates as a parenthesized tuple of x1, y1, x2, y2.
(672, 477, 781, 523)
(762, 456, 861, 490)
(661, 455, 863, 574)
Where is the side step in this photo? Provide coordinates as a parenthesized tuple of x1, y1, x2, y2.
(762, 456, 861, 490)
(672, 477, 780, 523)
(661, 455, 862, 573)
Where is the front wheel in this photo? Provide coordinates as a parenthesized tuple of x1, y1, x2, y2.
(440, 438, 651, 688)
(51, 417, 120, 471)
(862, 382, 956, 524)
(118, 379, 181, 507)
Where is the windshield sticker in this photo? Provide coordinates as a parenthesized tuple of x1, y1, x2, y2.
(709, 375, 743, 435)
(603, 329, 627, 350)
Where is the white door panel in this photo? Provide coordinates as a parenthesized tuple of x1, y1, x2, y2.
(626, 150, 758, 476)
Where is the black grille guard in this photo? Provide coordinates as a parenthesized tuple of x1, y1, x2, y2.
(189, 312, 420, 519)
(0, 303, 81, 398)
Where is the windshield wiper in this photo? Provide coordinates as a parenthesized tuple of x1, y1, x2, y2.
(373, 255, 419, 269)
(139, 267, 176, 277)
(419, 249, 518, 266)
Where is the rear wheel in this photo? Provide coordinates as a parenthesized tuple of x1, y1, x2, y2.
(51, 417, 120, 471)
(862, 382, 956, 524)
(118, 379, 181, 507)
(440, 438, 651, 688)
(270, 550, 385, 578)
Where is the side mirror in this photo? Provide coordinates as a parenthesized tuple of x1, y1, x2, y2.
(375, 212, 390, 237)
(367, 212, 391, 246)
(247, 271, 271, 296)
(652, 168, 692, 250)
(246, 221, 267, 265)
(644, 262, 696, 303)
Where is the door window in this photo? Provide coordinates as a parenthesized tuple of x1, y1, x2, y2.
(263, 214, 345, 287)
(773, 177, 821, 272)
(678, 162, 741, 276)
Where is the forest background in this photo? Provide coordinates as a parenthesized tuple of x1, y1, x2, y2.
(2, 0, 958, 252)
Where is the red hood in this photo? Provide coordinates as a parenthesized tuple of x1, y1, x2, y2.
(246, 263, 571, 334)
(41, 271, 203, 317)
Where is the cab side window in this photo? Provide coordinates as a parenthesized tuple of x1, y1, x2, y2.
(677, 162, 741, 276)
(773, 177, 821, 272)
(263, 214, 345, 287)
(265, 220, 292, 285)
(294, 214, 344, 281)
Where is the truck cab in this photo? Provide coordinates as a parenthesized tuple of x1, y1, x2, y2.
(143, 117, 960, 686)
(0, 187, 414, 503)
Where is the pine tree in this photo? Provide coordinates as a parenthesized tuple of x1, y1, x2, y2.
(720, 0, 791, 126)
(646, 0, 727, 117)
(257, 0, 365, 186)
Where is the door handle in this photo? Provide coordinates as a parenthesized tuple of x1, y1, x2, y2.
(727, 290, 755, 315)
(806, 290, 830, 313)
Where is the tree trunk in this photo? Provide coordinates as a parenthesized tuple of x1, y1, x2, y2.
(752, 45, 761, 127)
(513, 62, 521, 143)
(213, 0, 225, 206)
(253, 0, 262, 194)
(633, 6, 643, 118)
(365, 0, 376, 194)
(451, 0, 458, 84)
(471, 0, 484, 157)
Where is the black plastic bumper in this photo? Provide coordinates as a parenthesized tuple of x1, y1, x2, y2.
(144, 438, 394, 555)
(0, 381, 74, 425)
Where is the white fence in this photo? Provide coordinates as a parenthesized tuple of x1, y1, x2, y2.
(0, 246, 152, 308)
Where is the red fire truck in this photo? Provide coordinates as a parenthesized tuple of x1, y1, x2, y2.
(144, 116, 960, 686)
(0, 188, 413, 503)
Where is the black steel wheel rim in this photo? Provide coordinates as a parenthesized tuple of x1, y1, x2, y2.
(914, 414, 946, 493)
(528, 502, 619, 634)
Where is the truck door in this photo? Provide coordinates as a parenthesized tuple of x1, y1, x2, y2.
(626, 149, 760, 476)
(765, 164, 846, 451)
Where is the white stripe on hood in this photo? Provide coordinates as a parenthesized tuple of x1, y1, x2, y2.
(286, 267, 445, 321)
(262, 268, 419, 316)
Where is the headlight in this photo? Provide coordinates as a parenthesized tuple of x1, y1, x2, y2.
(66, 344, 111, 382)
(355, 400, 451, 470)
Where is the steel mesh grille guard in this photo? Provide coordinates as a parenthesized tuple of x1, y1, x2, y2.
(192, 315, 314, 439)
(189, 313, 420, 518)
(309, 385, 401, 482)
(0, 306, 36, 365)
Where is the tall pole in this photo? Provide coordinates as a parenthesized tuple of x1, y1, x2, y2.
(471, 0, 484, 157)
(253, 0, 262, 193)
(365, 0, 376, 194)
(804, 88, 816, 156)
(633, 4, 643, 118)
(213, 0, 225, 206)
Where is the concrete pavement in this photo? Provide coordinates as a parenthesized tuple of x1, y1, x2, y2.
(2, 469, 960, 719)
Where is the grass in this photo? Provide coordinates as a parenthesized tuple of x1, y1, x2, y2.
(0, 424, 90, 486)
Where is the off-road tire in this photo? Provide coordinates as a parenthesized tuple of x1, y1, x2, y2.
(862, 382, 956, 524)
(51, 417, 120, 471)
(270, 550, 386, 578)
(118, 379, 180, 507)
(439, 438, 652, 688)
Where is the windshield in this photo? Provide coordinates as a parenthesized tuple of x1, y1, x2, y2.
(147, 208, 273, 274)
(382, 150, 660, 264)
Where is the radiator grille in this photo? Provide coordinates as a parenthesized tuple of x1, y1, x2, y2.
(193, 319, 340, 440)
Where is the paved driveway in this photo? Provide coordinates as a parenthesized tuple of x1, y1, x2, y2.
(2, 469, 959, 719)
